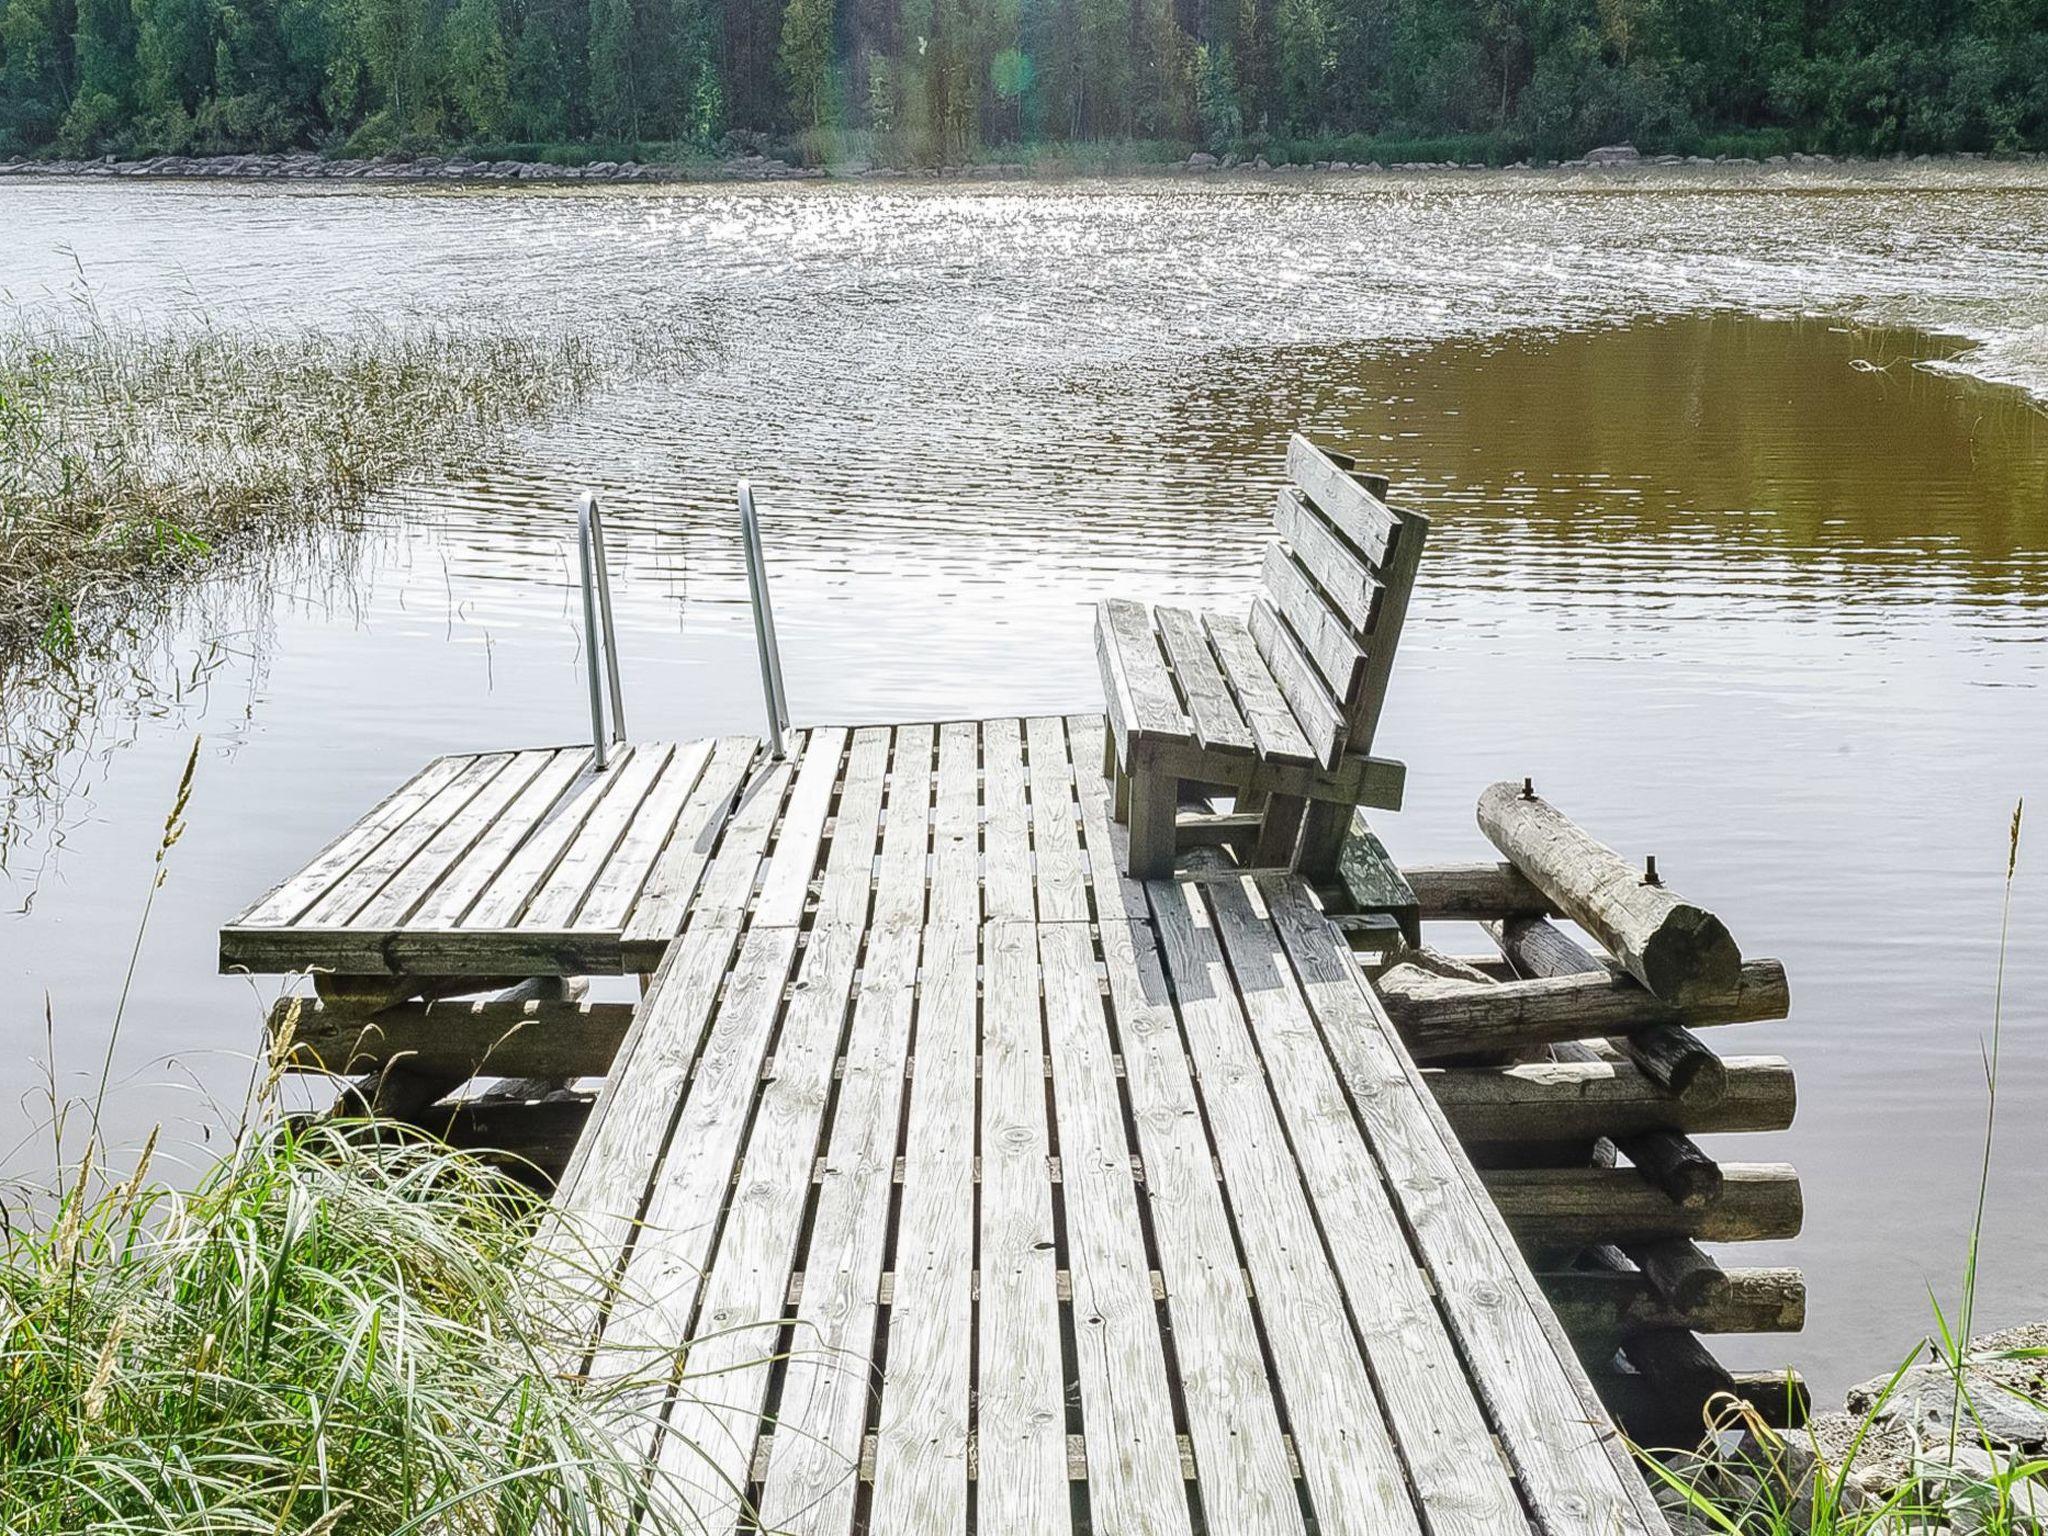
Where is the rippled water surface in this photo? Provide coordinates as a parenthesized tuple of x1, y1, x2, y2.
(3, 172, 2045, 1399)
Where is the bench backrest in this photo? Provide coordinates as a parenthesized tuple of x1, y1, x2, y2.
(1249, 433, 1429, 768)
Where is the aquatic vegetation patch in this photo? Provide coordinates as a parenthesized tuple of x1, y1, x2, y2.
(0, 318, 597, 661)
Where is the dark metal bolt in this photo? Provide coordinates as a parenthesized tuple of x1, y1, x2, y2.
(1521, 776, 1536, 800)
(1642, 854, 1661, 886)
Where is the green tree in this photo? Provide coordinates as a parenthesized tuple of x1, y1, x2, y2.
(0, 0, 77, 146)
(446, 0, 509, 133)
(586, 0, 632, 135)
(779, 0, 833, 123)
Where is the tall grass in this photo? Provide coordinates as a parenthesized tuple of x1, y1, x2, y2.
(0, 311, 597, 661)
(1644, 800, 2032, 1533)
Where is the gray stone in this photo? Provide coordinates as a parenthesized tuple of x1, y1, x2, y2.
(1585, 142, 1640, 165)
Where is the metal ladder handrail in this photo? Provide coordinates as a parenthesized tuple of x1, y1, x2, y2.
(576, 490, 628, 769)
(739, 479, 790, 759)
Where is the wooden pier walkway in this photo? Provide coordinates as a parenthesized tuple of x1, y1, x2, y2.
(229, 713, 1677, 1535)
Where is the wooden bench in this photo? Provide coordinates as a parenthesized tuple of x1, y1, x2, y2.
(1096, 434, 1428, 878)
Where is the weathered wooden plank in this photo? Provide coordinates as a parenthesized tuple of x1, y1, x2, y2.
(619, 737, 762, 958)
(1427, 1055, 1796, 1142)
(1485, 1164, 1803, 1244)
(1477, 785, 1743, 1007)
(1097, 599, 1190, 745)
(348, 750, 557, 930)
(270, 994, 635, 1079)
(927, 721, 981, 930)
(1189, 877, 1519, 1536)
(1339, 500, 1425, 752)
(1261, 542, 1369, 700)
(688, 753, 797, 927)
(234, 754, 471, 928)
(1154, 605, 1256, 757)
(461, 747, 641, 930)
(870, 923, 976, 1531)
(219, 924, 625, 978)
(651, 735, 887, 1527)
(1287, 432, 1399, 566)
(409, 748, 596, 929)
(1039, 920, 1192, 1536)
(976, 919, 1066, 1531)
(1537, 1266, 1806, 1340)
(982, 716, 1034, 923)
(1258, 875, 1669, 1536)
(1404, 861, 1557, 920)
(520, 744, 675, 929)
(574, 738, 715, 929)
(754, 727, 847, 927)
(1025, 715, 1089, 923)
(1271, 486, 1381, 633)
(755, 726, 933, 1535)
(1247, 598, 1344, 769)
(1090, 903, 1304, 1532)
(298, 753, 515, 927)
(1199, 611, 1318, 767)
(1377, 956, 1790, 1060)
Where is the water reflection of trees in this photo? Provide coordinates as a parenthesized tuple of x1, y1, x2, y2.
(0, 524, 375, 893)
(1177, 313, 2048, 601)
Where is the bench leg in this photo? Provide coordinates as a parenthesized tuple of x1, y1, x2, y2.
(1252, 794, 1306, 868)
(1293, 800, 1353, 879)
(1113, 762, 1131, 823)
(1126, 769, 1179, 879)
(1102, 730, 1118, 781)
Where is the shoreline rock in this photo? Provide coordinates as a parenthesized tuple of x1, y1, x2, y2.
(0, 144, 2041, 187)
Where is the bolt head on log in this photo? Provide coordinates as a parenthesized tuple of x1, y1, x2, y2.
(1477, 782, 1744, 1007)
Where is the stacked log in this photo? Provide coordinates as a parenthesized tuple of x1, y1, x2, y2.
(1334, 783, 1807, 1448)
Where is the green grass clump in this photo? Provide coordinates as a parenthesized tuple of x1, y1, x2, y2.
(0, 1115, 680, 1534)
(0, 316, 596, 661)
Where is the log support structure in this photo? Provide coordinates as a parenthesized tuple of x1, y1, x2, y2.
(1324, 793, 1808, 1448)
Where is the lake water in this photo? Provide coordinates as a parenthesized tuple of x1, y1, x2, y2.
(2, 169, 2044, 1401)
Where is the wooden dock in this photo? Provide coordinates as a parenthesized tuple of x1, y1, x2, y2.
(230, 713, 1808, 1534)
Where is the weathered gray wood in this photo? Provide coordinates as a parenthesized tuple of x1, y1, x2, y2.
(520, 744, 674, 929)
(1200, 610, 1319, 766)
(1338, 499, 1425, 754)
(1038, 919, 1194, 1536)
(271, 994, 635, 1078)
(299, 753, 515, 927)
(981, 716, 1034, 923)
(1477, 784, 1744, 1006)
(1403, 861, 1557, 920)
(234, 754, 471, 928)
(1331, 815, 1420, 942)
(410, 747, 597, 929)
(1537, 1267, 1806, 1340)
(1731, 1369, 1812, 1429)
(220, 924, 630, 977)
(1189, 877, 1516, 1536)
(618, 736, 761, 963)
(1484, 1164, 1803, 1244)
(754, 726, 847, 927)
(1097, 598, 1190, 747)
(460, 748, 635, 929)
(574, 737, 715, 929)
(1271, 485, 1381, 633)
(1616, 1125, 1724, 1210)
(1134, 733, 1404, 809)
(1287, 431, 1400, 565)
(869, 920, 975, 1530)
(350, 750, 557, 929)
(754, 724, 932, 1535)
(1622, 1328, 1738, 1431)
(1258, 874, 1671, 1536)
(1428, 1055, 1795, 1142)
(1247, 597, 1343, 768)
(1625, 1238, 1729, 1313)
(1155, 605, 1255, 757)
(975, 919, 1066, 1530)
(1091, 902, 1307, 1535)
(1024, 715, 1089, 921)
(1378, 954, 1789, 1055)
(1260, 541, 1368, 698)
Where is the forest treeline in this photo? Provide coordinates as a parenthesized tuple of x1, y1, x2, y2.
(2, 0, 2045, 165)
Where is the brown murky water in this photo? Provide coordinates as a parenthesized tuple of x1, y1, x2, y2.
(2, 175, 2044, 1399)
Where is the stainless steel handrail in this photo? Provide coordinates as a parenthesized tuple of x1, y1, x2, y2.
(738, 479, 790, 759)
(576, 490, 628, 769)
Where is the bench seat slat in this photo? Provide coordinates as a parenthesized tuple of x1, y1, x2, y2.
(1154, 605, 1256, 758)
(1200, 611, 1320, 767)
(1096, 598, 1189, 749)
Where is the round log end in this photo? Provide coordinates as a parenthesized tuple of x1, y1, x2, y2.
(1641, 905, 1744, 1007)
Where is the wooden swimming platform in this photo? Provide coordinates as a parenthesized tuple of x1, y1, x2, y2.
(231, 713, 1810, 1532)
